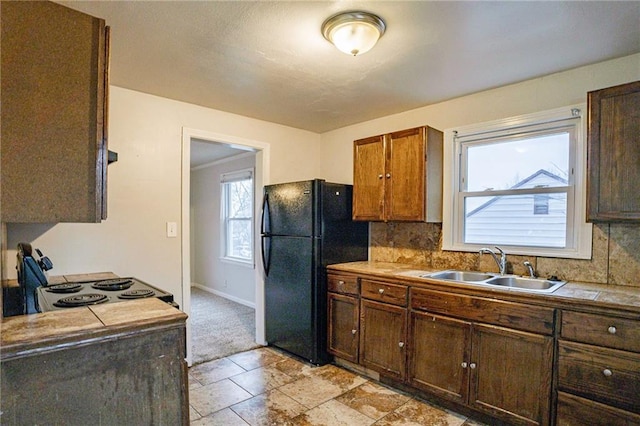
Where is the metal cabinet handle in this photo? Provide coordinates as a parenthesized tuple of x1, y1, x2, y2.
(338, 280, 345, 285)
(378, 288, 385, 294)
(351, 329, 357, 335)
(398, 342, 404, 348)
(461, 362, 468, 368)
(608, 326, 617, 334)
(469, 363, 477, 369)
(386, 173, 391, 179)
(603, 369, 613, 377)
(378, 174, 383, 179)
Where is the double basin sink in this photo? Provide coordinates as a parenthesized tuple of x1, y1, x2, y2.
(423, 270, 566, 293)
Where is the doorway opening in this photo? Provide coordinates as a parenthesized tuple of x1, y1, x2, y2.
(181, 128, 270, 366)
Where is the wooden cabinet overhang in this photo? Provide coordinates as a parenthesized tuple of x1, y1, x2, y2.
(1, 1, 111, 223)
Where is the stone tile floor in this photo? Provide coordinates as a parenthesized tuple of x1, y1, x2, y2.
(189, 347, 486, 425)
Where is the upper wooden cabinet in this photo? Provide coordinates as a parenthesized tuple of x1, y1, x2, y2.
(1, 1, 110, 223)
(587, 81, 640, 222)
(353, 126, 443, 222)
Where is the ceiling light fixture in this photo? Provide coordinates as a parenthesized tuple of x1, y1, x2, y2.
(321, 11, 386, 56)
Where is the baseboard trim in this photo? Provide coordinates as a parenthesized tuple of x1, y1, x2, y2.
(191, 283, 255, 309)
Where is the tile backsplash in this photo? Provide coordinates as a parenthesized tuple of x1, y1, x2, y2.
(370, 222, 640, 287)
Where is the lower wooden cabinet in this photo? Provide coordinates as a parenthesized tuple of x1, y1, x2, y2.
(409, 311, 470, 402)
(327, 269, 640, 426)
(558, 309, 640, 422)
(470, 323, 553, 425)
(408, 310, 553, 425)
(327, 292, 359, 363)
(360, 299, 407, 380)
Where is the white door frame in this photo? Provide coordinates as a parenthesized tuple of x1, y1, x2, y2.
(181, 127, 270, 366)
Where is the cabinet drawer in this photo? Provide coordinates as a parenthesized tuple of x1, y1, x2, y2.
(328, 274, 359, 296)
(558, 341, 640, 414)
(411, 288, 555, 335)
(561, 311, 640, 353)
(557, 391, 640, 426)
(361, 280, 407, 306)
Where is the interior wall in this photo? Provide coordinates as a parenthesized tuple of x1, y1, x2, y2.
(4, 86, 321, 309)
(317, 53, 640, 287)
(190, 154, 256, 306)
(319, 53, 640, 184)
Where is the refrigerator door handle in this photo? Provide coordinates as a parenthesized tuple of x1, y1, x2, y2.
(260, 193, 270, 236)
(261, 235, 271, 276)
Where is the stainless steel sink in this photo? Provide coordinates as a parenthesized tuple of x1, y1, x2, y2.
(428, 270, 495, 282)
(423, 270, 566, 293)
(484, 276, 565, 291)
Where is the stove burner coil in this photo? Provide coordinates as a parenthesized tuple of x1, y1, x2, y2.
(46, 283, 83, 293)
(53, 293, 109, 308)
(118, 289, 156, 299)
(91, 278, 134, 291)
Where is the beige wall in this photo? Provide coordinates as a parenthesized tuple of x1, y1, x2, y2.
(191, 153, 256, 306)
(318, 53, 640, 287)
(5, 87, 321, 308)
(319, 53, 640, 184)
(4, 54, 640, 304)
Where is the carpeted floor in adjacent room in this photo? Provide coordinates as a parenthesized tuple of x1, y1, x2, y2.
(190, 287, 262, 365)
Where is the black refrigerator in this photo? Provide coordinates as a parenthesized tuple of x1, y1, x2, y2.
(261, 179, 369, 365)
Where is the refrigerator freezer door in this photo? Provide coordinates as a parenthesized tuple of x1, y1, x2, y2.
(265, 235, 318, 362)
(263, 180, 316, 237)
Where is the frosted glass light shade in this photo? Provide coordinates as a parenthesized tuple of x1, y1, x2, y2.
(322, 12, 386, 56)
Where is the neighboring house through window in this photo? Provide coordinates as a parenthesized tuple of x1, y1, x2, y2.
(442, 106, 592, 259)
(221, 169, 254, 263)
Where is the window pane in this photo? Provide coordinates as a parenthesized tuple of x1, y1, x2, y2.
(228, 218, 252, 259)
(466, 132, 570, 192)
(229, 179, 252, 218)
(464, 193, 567, 247)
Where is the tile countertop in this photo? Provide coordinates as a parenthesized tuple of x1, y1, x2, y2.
(1, 273, 187, 361)
(328, 261, 640, 316)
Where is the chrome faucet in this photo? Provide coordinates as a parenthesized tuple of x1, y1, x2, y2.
(523, 261, 536, 278)
(479, 246, 507, 275)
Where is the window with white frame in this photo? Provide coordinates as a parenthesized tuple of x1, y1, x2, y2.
(221, 169, 254, 263)
(442, 106, 592, 259)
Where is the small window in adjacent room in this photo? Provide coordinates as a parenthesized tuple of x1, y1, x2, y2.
(442, 106, 592, 259)
(533, 192, 550, 215)
(221, 169, 254, 264)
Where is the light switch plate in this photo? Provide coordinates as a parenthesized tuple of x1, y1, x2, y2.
(166, 221, 177, 238)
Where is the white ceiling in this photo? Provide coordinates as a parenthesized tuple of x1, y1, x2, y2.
(57, 1, 640, 160)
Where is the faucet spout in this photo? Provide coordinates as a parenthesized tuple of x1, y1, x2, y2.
(479, 246, 507, 275)
(523, 261, 536, 278)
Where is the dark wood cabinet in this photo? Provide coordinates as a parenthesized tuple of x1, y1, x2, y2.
(328, 292, 359, 363)
(352, 126, 443, 222)
(327, 274, 360, 363)
(360, 299, 407, 380)
(409, 292, 553, 426)
(1, 1, 110, 223)
(587, 80, 640, 222)
(471, 324, 553, 426)
(328, 265, 640, 426)
(409, 311, 470, 403)
(557, 310, 640, 421)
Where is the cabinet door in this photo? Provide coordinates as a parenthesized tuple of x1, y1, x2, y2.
(408, 311, 471, 403)
(360, 299, 407, 380)
(386, 127, 426, 221)
(1, 1, 109, 223)
(353, 135, 386, 221)
(470, 324, 553, 426)
(587, 80, 640, 222)
(327, 293, 359, 363)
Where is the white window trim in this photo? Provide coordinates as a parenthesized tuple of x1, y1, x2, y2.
(220, 168, 255, 265)
(442, 104, 592, 259)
